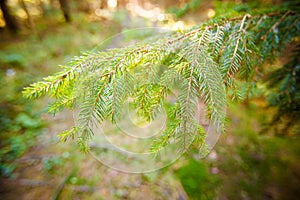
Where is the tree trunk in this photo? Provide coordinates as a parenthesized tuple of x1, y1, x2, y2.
(38, 0, 46, 16)
(19, 0, 33, 28)
(117, 0, 128, 9)
(58, 0, 71, 22)
(100, 0, 107, 9)
(0, 0, 19, 33)
(76, 0, 91, 13)
(49, 0, 56, 8)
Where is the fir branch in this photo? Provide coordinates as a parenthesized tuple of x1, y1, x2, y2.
(22, 53, 95, 99)
(224, 14, 250, 83)
(23, 10, 300, 152)
(85, 76, 110, 129)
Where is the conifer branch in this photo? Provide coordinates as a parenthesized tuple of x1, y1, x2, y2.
(23, 9, 299, 152)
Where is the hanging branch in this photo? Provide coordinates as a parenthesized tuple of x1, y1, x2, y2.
(23, 9, 299, 152)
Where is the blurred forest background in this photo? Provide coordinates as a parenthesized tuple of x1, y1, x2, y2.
(0, 0, 299, 199)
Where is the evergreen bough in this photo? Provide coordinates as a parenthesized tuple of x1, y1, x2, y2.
(23, 6, 299, 154)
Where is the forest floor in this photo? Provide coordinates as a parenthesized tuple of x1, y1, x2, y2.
(0, 10, 191, 200)
(1, 110, 188, 200)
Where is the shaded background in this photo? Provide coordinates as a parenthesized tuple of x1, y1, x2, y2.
(0, 0, 299, 199)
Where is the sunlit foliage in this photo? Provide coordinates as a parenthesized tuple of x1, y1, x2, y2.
(23, 6, 299, 153)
